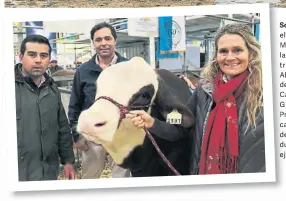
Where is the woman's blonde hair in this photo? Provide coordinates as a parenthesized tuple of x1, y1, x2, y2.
(203, 23, 263, 128)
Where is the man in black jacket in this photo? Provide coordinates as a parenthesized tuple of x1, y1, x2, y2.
(68, 22, 130, 179)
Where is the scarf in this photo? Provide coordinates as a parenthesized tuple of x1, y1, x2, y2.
(199, 71, 248, 174)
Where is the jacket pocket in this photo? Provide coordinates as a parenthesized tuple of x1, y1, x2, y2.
(18, 148, 29, 181)
(45, 144, 60, 165)
(16, 115, 23, 148)
(42, 162, 59, 181)
(53, 144, 60, 164)
(18, 148, 29, 164)
(16, 115, 21, 133)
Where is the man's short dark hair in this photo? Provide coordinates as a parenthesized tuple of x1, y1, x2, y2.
(90, 22, 117, 41)
(20, 34, 52, 55)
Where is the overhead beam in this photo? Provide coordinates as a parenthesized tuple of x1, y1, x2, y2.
(185, 24, 220, 33)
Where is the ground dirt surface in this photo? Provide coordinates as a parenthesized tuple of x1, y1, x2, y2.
(5, 0, 286, 8)
(4, 0, 220, 8)
(4, 0, 284, 8)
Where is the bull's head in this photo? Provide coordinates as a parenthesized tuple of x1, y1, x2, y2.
(77, 57, 159, 165)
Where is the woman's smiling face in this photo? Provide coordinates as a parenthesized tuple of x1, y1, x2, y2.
(216, 34, 249, 80)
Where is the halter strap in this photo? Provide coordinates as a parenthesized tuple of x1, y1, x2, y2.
(95, 96, 152, 119)
(94, 95, 181, 176)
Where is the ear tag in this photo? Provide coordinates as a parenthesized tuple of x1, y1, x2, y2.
(166, 109, 182, 124)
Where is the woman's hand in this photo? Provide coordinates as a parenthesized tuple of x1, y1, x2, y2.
(126, 110, 155, 129)
(179, 75, 196, 89)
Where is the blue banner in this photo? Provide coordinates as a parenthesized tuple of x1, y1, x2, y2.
(159, 16, 173, 52)
(159, 16, 186, 54)
(156, 38, 179, 59)
(255, 24, 260, 41)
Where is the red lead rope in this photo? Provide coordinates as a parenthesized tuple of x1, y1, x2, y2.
(144, 128, 181, 176)
(95, 96, 181, 176)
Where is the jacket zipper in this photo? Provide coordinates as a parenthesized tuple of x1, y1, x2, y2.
(195, 90, 213, 175)
(26, 83, 45, 169)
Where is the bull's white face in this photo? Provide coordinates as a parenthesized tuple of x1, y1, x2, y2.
(77, 57, 159, 163)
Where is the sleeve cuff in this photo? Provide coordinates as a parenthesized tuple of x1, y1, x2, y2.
(148, 118, 161, 134)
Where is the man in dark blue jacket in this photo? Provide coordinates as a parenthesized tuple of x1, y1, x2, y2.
(68, 22, 130, 179)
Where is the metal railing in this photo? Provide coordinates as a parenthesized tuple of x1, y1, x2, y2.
(54, 76, 82, 166)
(53, 75, 73, 94)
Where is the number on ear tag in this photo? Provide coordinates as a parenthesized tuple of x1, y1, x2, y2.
(166, 109, 182, 124)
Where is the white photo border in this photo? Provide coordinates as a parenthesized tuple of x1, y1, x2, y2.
(1, 3, 275, 192)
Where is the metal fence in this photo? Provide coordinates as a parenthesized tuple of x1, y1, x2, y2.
(116, 42, 150, 63)
(53, 76, 83, 166)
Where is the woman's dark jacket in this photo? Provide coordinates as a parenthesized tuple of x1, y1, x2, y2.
(187, 78, 265, 174)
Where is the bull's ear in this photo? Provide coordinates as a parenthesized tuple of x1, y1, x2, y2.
(154, 70, 194, 128)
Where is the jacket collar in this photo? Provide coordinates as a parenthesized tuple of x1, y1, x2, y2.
(14, 63, 54, 87)
(199, 78, 214, 95)
(95, 53, 118, 66)
(84, 51, 126, 71)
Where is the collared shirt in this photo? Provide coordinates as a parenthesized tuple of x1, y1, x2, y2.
(222, 74, 228, 83)
(95, 54, 118, 67)
(38, 76, 46, 88)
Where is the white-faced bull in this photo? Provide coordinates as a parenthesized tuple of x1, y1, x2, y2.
(77, 57, 194, 177)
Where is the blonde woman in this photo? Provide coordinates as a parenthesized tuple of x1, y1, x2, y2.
(188, 23, 264, 174)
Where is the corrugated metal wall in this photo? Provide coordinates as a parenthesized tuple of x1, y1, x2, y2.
(116, 42, 150, 63)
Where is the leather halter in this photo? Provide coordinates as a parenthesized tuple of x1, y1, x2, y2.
(94, 96, 181, 176)
(95, 96, 151, 120)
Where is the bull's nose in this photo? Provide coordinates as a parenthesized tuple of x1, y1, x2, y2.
(94, 121, 107, 127)
(78, 110, 108, 133)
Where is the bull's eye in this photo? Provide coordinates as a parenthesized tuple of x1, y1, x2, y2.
(142, 92, 151, 99)
(128, 84, 155, 107)
(94, 121, 107, 127)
